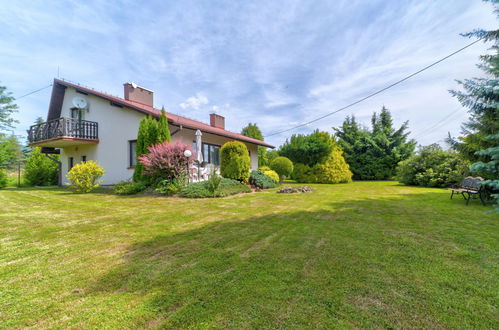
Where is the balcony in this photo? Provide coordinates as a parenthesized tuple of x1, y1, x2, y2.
(28, 117, 99, 148)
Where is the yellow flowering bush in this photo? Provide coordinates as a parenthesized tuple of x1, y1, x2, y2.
(263, 170, 279, 183)
(66, 160, 105, 193)
(292, 146, 352, 184)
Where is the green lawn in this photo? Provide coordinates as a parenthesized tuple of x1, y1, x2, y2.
(0, 182, 497, 328)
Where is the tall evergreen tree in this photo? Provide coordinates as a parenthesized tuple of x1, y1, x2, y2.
(157, 108, 171, 142)
(133, 115, 165, 182)
(241, 122, 268, 167)
(334, 107, 415, 180)
(447, 1, 499, 162)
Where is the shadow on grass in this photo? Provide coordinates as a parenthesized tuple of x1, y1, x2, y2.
(85, 191, 496, 328)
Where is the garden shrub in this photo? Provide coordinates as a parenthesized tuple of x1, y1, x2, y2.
(24, 147, 59, 186)
(292, 147, 352, 184)
(258, 166, 271, 171)
(133, 111, 171, 182)
(0, 169, 7, 189)
(270, 156, 294, 182)
(220, 141, 250, 182)
(66, 160, 104, 193)
(114, 181, 147, 195)
(206, 168, 222, 196)
(280, 130, 333, 166)
(180, 178, 251, 198)
(155, 175, 186, 196)
(249, 170, 276, 189)
(138, 141, 192, 185)
(291, 163, 312, 182)
(396, 144, 470, 187)
(263, 169, 279, 184)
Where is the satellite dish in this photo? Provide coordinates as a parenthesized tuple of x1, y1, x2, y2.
(72, 96, 88, 109)
(131, 82, 138, 89)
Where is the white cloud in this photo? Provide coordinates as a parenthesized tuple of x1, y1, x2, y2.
(179, 92, 209, 110)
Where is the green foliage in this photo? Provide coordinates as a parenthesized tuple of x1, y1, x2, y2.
(280, 130, 334, 167)
(0, 85, 19, 133)
(241, 122, 268, 167)
(220, 141, 251, 182)
(270, 156, 294, 182)
(24, 147, 59, 186)
(470, 134, 499, 212)
(334, 108, 416, 180)
(66, 160, 104, 193)
(157, 108, 172, 143)
(241, 123, 263, 140)
(133, 114, 170, 182)
(114, 181, 147, 195)
(292, 146, 353, 184)
(0, 169, 7, 189)
(206, 168, 222, 196)
(396, 144, 470, 188)
(447, 15, 499, 162)
(258, 166, 271, 171)
(180, 178, 251, 198)
(155, 175, 186, 196)
(249, 170, 276, 189)
(266, 149, 280, 165)
(263, 170, 279, 184)
(0, 134, 22, 170)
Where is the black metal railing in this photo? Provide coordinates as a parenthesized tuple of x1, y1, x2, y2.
(28, 117, 99, 143)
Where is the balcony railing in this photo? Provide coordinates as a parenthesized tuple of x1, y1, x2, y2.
(28, 117, 99, 144)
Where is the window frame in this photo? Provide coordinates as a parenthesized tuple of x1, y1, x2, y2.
(129, 140, 137, 168)
(192, 141, 221, 165)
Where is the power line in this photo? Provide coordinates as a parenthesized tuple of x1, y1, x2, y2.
(264, 37, 484, 138)
(411, 107, 465, 140)
(15, 84, 53, 100)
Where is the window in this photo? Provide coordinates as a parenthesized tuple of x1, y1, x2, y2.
(129, 140, 137, 167)
(70, 108, 84, 121)
(68, 157, 74, 171)
(81, 156, 86, 162)
(192, 141, 220, 165)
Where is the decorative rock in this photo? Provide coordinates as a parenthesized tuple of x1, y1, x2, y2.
(277, 186, 315, 194)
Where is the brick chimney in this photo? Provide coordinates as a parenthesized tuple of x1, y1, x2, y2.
(124, 83, 153, 107)
(210, 113, 225, 130)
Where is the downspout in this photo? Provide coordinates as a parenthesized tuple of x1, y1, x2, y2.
(45, 154, 62, 186)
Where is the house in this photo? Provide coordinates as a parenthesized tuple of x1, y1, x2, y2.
(28, 79, 274, 185)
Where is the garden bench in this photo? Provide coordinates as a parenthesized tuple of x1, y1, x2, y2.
(448, 176, 485, 206)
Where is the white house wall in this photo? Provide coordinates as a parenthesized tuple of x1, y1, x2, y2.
(59, 87, 259, 185)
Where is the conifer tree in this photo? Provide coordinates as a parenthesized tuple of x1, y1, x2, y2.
(334, 107, 415, 180)
(157, 108, 171, 142)
(447, 2, 499, 162)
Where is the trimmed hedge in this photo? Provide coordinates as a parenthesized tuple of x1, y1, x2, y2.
(270, 156, 294, 182)
(220, 141, 251, 182)
(180, 178, 251, 198)
(249, 170, 276, 189)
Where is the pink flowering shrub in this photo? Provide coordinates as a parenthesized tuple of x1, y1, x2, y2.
(138, 141, 193, 183)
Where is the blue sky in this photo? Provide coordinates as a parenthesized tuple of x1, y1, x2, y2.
(0, 0, 496, 148)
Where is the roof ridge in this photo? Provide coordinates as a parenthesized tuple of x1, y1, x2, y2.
(54, 78, 274, 148)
